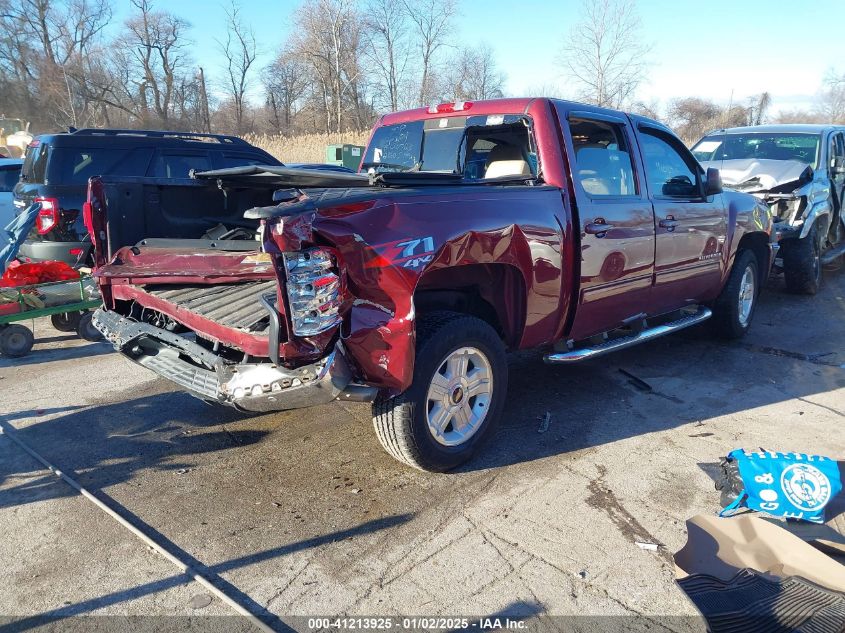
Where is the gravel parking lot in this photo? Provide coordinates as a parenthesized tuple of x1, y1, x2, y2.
(2, 272, 844, 631)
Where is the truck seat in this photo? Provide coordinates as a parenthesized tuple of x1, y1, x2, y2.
(485, 144, 532, 179)
(576, 147, 635, 196)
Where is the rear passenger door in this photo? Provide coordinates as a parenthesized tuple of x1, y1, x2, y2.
(559, 108, 656, 340)
(634, 123, 727, 313)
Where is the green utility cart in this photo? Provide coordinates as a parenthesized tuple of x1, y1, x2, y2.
(0, 276, 102, 357)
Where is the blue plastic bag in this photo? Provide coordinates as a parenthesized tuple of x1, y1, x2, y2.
(719, 449, 842, 524)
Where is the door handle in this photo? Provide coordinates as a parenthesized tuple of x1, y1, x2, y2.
(659, 217, 679, 231)
(585, 220, 615, 236)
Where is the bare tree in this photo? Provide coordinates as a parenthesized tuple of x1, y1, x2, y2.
(289, 0, 366, 133)
(263, 51, 308, 131)
(110, 0, 194, 126)
(746, 92, 771, 126)
(0, 0, 112, 127)
(667, 97, 748, 145)
(217, 2, 256, 134)
(773, 109, 825, 124)
(444, 44, 505, 102)
(630, 99, 662, 121)
(404, 0, 456, 106)
(560, 0, 650, 109)
(816, 69, 845, 124)
(363, 0, 411, 111)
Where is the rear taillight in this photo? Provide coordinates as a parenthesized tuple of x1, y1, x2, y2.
(282, 248, 342, 336)
(35, 197, 60, 234)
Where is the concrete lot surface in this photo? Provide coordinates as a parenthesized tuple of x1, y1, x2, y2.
(2, 271, 844, 631)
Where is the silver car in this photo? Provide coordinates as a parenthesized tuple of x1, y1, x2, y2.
(692, 124, 845, 294)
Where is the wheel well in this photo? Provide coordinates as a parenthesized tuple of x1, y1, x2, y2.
(736, 232, 769, 288)
(414, 264, 526, 348)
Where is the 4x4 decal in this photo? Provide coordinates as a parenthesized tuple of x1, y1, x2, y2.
(367, 236, 436, 269)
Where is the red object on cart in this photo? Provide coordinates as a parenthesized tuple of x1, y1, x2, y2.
(0, 302, 21, 316)
(0, 261, 80, 288)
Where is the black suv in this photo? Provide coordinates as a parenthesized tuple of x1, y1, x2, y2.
(14, 128, 280, 265)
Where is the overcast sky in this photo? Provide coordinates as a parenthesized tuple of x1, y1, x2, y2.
(111, 0, 844, 115)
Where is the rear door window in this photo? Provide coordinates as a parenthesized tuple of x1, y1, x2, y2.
(149, 151, 213, 178)
(49, 147, 154, 184)
(569, 117, 638, 197)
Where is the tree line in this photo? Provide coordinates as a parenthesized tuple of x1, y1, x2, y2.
(0, 0, 505, 136)
(0, 0, 842, 140)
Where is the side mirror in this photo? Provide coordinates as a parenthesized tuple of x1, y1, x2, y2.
(833, 156, 845, 176)
(704, 167, 722, 196)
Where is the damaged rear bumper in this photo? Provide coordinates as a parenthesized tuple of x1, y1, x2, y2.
(92, 309, 373, 412)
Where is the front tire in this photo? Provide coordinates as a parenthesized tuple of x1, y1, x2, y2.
(783, 223, 821, 294)
(711, 249, 759, 339)
(372, 312, 508, 472)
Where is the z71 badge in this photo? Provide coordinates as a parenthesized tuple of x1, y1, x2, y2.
(367, 236, 436, 269)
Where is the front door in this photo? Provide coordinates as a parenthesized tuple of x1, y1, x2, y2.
(634, 124, 727, 314)
(829, 131, 845, 243)
(558, 108, 656, 341)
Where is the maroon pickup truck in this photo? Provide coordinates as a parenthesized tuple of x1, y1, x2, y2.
(89, 98, 776, 471)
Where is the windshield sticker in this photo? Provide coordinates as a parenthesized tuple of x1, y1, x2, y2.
(373, 148, 382, 163)
(366, 236, 436, 269)
(486, 115, 505, 126)
(438, 118, 448, 128)
(695, 140, 722, 153)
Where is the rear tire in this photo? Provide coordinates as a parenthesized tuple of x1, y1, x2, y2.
(0, 324, 35, 357)
(372, 312, 508, 472)
(783, 223, 821, 294)
(710, 249, 759, 339)
(76, 311, 103, 342)
(51, 311, 82, 332)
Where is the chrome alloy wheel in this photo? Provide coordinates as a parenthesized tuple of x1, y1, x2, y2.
(738, 264, 756, 326)
(425, 346, 493, 447)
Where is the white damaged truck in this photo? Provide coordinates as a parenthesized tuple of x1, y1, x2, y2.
(693, 124, 845, 294)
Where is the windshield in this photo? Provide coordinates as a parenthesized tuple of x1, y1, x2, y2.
(691, 133, 820, 166)
(361, 114, 537, 178)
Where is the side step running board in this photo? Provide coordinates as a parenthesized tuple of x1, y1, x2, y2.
(544, 307, 712, 364)
(820, 242, 845, 265)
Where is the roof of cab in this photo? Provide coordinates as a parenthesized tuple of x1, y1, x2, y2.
(376, 97, 670, 134)
(30, 128, 254, 148)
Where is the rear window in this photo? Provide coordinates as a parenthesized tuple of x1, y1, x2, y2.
(21, 142, 49, 183)
(361, 114, 536, 178)
(0, 164, 20, 192)
(49, 147, 153, 185)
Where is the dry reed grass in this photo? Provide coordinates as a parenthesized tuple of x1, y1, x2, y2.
(244, 130, 371, 164)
